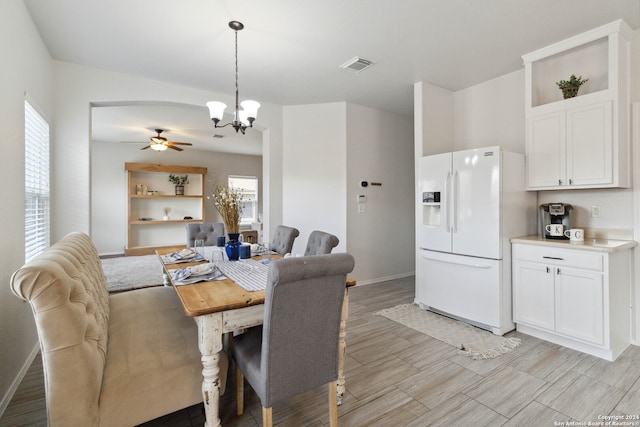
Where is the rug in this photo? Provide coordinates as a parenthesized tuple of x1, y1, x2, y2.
(101, 255, 165, 293)
(375, 304, 521, 360)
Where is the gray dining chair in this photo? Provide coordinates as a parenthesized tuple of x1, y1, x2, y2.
(269, 225, 300, 254)
(231, 253, 355, 427)
(304, 230, 339, 256)
(186, 222, 224, 246)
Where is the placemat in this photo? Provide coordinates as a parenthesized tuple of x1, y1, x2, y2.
(217, 259, 269, 292)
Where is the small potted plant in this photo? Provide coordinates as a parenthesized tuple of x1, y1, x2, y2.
(168, 174, 189, 195)
(556, 74, 588, 99)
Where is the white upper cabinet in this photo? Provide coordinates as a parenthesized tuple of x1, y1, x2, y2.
(522, 20, 631, 190)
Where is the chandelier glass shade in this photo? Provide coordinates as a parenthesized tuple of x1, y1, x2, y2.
(207, 21, 260, 134)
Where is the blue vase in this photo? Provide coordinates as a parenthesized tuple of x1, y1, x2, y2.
(225, 233, 240, 261)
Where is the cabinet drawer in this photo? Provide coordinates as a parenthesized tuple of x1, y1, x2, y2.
(513, 244, 603, 271)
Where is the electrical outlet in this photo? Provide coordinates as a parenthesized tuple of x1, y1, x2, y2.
(591, 205, 601, 218)
(358, 204, 366, 213)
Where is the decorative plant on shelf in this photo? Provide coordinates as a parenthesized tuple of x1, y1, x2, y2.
(208, 184, 244, 234)
(556, 74, 588, 99)
(168, 174, 189, 195)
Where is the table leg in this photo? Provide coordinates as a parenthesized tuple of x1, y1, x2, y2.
(196, 313, 224, 427)
(337, 289, 349, 405)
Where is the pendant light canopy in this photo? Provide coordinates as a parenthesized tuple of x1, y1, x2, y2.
(207, 21, 260, 134)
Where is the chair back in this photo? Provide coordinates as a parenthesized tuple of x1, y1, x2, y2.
(260, 253, 355, 406)
(186, 222, 224, 246)
(269, 225, 300, 254)
(304, 230, 339, 256)
(11, 232, 110, 426)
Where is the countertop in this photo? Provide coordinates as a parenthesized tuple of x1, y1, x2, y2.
(510, 235, 637, 253)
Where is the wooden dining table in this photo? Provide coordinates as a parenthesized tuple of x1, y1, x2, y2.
(157, 247, 355, 427)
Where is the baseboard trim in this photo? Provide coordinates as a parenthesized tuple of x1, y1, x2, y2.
(0, 342, 40, 418)
(354, 271, 414, 286)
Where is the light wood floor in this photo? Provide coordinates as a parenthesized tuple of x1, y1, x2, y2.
(3, 276, 640, 426)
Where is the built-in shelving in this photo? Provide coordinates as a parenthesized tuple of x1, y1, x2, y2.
(522, 19, 631, 191)
(125, 162, 208, 256)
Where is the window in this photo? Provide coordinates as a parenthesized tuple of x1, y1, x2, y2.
(228, 176, 258, 225)
(24, 99, 50, 262)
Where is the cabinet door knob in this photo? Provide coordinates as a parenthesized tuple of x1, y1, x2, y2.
(569, 178, 573, 185)
(546, 266, 550, 273)
(557, 268, 561, 275)
(559, 179, 562, 185)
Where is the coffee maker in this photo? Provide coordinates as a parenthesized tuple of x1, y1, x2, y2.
(539, 203, 574, 239)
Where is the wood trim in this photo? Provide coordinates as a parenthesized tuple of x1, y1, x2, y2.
(124, 162, 208, 174)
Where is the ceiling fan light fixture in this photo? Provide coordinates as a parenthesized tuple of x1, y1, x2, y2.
(206, 21, 260, 134)
(139, 129, 192, 152)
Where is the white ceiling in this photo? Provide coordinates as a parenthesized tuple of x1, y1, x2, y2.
(91, 102, 263, 155)
(24, 0, 640, 154)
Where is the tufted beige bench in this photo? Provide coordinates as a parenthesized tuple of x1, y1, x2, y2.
(11, 232, 227, 426)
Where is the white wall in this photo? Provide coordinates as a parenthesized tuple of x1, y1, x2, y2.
(0, 0, 52, 413)
(282, 103, 347, 255)
(346, 104, 414, 283)
(91, 141, 262, 254)
(282, 102, 415, 284)
(454, 70, 525, 154)
(414, 81, 454, 157)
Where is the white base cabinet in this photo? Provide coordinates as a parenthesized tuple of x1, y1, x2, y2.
(512, 243, 630, 361)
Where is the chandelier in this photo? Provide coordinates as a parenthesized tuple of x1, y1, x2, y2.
(206, 21, 260, 134)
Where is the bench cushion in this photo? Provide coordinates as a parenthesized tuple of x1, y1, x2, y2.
(99, 286, 207, 426)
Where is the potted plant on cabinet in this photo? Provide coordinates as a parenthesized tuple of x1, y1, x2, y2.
(556, 74, 588, 99)
(168, 174, 189, 195)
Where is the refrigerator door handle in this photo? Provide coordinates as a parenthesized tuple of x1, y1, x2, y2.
(420, 252, 493, 269)
(444, 171, 451, 232)
(451, 170, 458, 233)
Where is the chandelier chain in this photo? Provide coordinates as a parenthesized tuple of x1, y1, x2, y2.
(234, 28, 239, 110)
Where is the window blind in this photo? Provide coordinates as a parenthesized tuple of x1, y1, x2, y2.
(25, 100, 50, 262)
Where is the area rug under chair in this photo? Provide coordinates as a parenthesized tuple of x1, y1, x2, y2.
(101, 255, 165, 293)
(375, 303, 521, 360)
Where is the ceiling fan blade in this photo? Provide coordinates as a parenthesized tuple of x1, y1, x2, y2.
(167, 145, 183, 151)
(168, 142, 192, 146)
(140, 145, 151, 150)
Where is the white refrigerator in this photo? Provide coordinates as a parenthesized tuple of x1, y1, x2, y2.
(415, 146, 536, 335)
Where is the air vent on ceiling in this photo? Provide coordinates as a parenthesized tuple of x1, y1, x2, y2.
(339, 56, 374, 73)
(212, 134, 224, 139)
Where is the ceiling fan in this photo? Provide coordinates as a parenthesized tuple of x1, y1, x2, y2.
(141, 129, 193, 151)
